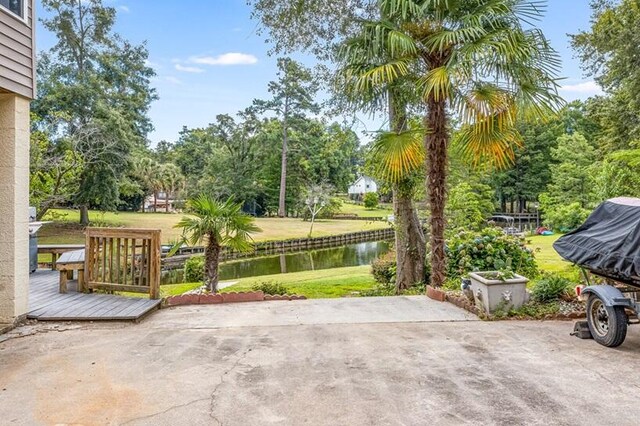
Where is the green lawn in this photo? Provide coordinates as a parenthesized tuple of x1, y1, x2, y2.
(526, 234, 579, 278)
(219, 265, 376, 298)
(39, 209, 390, 245)
(338, 202, 393, 218)
(160, 236, 571, 299)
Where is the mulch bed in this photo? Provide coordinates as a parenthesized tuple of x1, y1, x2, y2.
(428, 286, 586, 321)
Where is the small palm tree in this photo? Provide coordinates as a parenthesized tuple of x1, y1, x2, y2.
(173, 195, 261, 292)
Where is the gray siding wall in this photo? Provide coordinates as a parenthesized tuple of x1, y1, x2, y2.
(0, 0, 35, 99)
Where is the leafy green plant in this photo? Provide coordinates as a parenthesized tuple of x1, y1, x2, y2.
(317, 197, 344, 219)
(371, 252, 396, 285)
(252, 281, 288, 295)
(363, 192, 379, 209)
(540, 200, 590, 232)
(184, 255, 204, 283)
(531, 274, 573, 303)
(446, 182, 495, 231)
(359, 280, 425, 297)
(478, 270, 516, 281)
(446, 227, 538, 279)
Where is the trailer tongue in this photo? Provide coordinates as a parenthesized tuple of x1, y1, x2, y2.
(554, 197, 640, 347)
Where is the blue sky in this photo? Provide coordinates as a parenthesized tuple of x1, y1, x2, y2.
(35, 0, 601, 145)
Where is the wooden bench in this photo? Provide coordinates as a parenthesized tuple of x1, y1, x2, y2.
(38, 244, 85, 270)
(56, 249, 86, 293)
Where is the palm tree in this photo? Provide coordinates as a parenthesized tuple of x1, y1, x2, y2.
(337, 7, 427, 292)
(159, 163, 185, 213)
(134, 157, 162, 212)
(368, 119, 427, 292)
(341, 0, 561, 287)
(173, 195, 261, 292)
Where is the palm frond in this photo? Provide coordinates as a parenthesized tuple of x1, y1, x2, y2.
(369, 127, 426, 183)
(418, 66, 452, 102)
(453, 120, 522, 169)
(350, 59, 413, 93)
(172, 195, 260, 251)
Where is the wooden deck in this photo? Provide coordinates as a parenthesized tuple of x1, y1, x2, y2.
(28, 270, 162, 321)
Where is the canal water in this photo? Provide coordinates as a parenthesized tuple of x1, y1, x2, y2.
(161, 240, 391, 284)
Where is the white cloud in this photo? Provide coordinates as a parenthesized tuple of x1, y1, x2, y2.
(118, 5, 130, 13)
(190, 53, 258, 66)
(175, 64, 205, 73)
(560, 80, 603, 95)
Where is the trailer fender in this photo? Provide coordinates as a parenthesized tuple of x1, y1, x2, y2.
(582, 285, 635, 310)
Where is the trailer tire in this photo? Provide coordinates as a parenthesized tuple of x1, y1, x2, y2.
(586, 294, 627, 348)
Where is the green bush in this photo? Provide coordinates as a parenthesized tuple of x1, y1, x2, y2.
(252, 281, 288, 295)
(531, 274, 573, 303)
(542, 202, 590, 232)
(184, 255, 204, 283)
(318, 197, 344, 219)
(363, 192, 379, 209)
(445, 227, 538, 279)
(371, 251, 396, 285)
(371, 251, 431, 287)
(446, 181, 496, 231)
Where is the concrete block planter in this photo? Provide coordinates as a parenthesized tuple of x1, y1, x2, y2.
(469, 271, 529, 314)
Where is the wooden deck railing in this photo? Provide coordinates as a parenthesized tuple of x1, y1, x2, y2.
(85, 228, 161, 299)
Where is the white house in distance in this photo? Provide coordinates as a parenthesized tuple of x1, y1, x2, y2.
(348, 175, 378, 199)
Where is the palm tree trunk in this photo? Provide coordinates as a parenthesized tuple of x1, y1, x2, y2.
(425, 95, 449, 288)
(153, 191, 157, 213)
(389, 91, 426, 292)
(393, 183, 426, 292)
(205, 235, 221, 293)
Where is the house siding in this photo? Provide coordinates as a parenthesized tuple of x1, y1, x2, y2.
(0, 0, 35, 99)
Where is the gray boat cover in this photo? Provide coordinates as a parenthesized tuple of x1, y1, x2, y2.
(553, 198, 640, 285)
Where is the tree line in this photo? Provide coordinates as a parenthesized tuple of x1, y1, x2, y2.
(29, 0, 640, 292)
(29, 0, 362, 223)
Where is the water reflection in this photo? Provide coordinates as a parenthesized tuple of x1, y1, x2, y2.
(162, 240, 391, 284)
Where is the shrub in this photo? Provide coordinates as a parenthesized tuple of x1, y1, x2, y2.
(371, 251, 396, 285)
(531, 274, 573, 303)
(363, 192, 379, 209)
(318, 197, 343, 219)
(542, 202, 590, 232)
(371, 251, 431, 287)
(445, 227, 538, 279)
(184, 255, 204, 283)
(252, 281, 288, 295)
(446, 182, 495, 231)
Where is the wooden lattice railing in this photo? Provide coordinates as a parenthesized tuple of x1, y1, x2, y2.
(85, 228, 161, 299)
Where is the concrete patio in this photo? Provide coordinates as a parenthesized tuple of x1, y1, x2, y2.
(1, 297, 639, 425)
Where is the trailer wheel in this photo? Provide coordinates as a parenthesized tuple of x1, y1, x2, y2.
(586, 294, 627, 348)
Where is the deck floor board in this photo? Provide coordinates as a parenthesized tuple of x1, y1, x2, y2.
(28, 270, 161, 321)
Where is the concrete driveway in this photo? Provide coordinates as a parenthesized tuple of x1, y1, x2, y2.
(1, 296, 640, 425)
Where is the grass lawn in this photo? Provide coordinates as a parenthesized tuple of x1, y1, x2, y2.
(216, 265, 377, 299)
(526, 234, 579, 278)
(39, 209, 390, 244)
(156, 236, 572, 299)
(338, 202, 393, 218)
